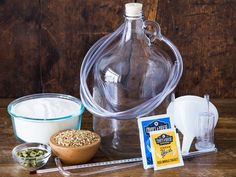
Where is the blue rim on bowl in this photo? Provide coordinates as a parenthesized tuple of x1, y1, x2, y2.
(7, 93, 85, 121)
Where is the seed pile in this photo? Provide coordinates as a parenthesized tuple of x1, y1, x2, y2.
(54, 130, 100, 147)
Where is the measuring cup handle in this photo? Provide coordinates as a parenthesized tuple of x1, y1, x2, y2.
(143, 20, 183, 69)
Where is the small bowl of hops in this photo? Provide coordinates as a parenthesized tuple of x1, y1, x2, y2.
(49, 129, 101, 165)
(12, 143, 51, 171)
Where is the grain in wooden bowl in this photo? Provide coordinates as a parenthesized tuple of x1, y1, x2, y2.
(49, 129, 101, 165)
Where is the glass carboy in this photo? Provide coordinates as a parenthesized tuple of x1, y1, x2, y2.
(80, 3, 183, 157)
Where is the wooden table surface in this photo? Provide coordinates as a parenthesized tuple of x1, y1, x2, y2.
(0, 99, 235, 177)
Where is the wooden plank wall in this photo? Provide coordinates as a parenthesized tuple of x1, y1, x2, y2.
(0, 0, 235, 98)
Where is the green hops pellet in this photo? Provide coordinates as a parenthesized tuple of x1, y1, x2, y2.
(16, 148, 47, 168)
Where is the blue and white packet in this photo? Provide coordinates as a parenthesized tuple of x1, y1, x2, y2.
(137, 114, 173, 169)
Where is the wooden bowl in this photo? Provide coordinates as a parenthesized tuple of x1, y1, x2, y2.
(49, 130, 101, 165)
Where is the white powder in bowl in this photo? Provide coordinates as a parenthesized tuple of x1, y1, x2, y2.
(12, 98, 81, 119)
(10, 97, 83, 144)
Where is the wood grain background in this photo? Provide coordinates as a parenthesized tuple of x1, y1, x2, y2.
(0, 0, 235, 99)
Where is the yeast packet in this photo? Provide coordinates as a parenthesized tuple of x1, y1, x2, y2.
(150, 129, 184, 170)
(137, 114, 173, 169)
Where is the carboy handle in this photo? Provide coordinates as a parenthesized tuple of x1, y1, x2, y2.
(143, 20, 183, 69)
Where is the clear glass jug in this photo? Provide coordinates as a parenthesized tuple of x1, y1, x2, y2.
(80, 3, 183, 158)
